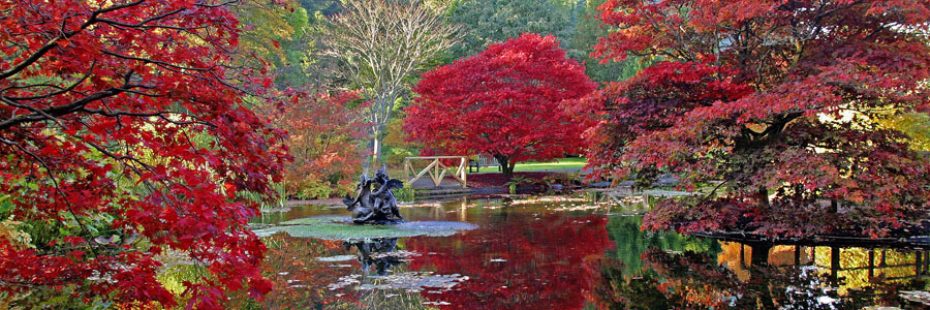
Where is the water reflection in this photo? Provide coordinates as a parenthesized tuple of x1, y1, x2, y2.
(343, 238, 402, 276)
(588, 239, 930, 309)
(244, 196, 930, 309)
(406, 212, 610, 309)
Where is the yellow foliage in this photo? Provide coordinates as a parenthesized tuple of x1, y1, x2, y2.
(812, 247, 918, 295)
(877, 112, 930, 151)
(0, 219, 32, 249)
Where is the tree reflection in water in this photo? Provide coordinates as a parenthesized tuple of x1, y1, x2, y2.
(406, 213, 611, 309)
(587, 238, 930, 309)
(249, 234, 357, 309)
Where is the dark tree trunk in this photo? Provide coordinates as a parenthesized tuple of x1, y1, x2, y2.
(757, 186, 770, 208)
(830, 246, 841, 285)
(495, 154, 516, 179)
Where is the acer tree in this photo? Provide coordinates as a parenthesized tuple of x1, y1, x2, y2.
(405, 33, 597, 178)
(0, 0, 287, 308)
(588, 1, 930, 237)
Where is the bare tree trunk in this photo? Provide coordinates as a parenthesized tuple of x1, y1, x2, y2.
(372, 126, 383, 167)
(363, 125, 384, 176)
(362, 135, 375, 176)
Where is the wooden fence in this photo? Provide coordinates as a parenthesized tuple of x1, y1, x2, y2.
(403, 156, 468, 188)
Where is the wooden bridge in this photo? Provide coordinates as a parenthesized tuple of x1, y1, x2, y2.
(403, 156, 469, 191)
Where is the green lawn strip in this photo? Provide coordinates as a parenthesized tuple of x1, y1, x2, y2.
(512, 157, 587, 173)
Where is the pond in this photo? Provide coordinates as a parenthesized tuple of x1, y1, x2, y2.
(237, 195, 930, 309)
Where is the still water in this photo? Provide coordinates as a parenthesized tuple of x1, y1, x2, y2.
(244, 195, 930, 309)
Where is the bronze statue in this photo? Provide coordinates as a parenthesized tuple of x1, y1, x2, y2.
(343, 166, 404, 224)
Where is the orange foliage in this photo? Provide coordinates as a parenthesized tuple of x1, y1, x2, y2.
(277, 91, 369, 198)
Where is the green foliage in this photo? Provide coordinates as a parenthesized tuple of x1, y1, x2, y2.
(505, 176, 534, 194)
(382, 112, 421, 167)
(234, 0, 315, 88)
(393, 186, 416, 202)
(446, 0, 644, 83)
(297, 0, 340, 16)
(565, 0, 643, 82)
(1, 286, 112, 310)
(0, 193, 12, 218)
(290, 178, 352, 200)
(605, 215, 718, 277)
(238, 183, 288, 211)
(157, 264, 212, 307)
(448, 0, 573, 59)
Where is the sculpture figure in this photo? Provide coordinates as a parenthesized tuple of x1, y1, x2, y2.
(373, 166, 404, 220)
(344, 175, 376, 223)
(343, 166, 404, 224)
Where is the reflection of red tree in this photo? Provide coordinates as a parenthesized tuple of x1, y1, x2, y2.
(406, 214, 610, 309)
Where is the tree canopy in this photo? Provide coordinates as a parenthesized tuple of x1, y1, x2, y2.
(405, 33, 596, 177)
(587, 0, 930, 238)
(0, 0, 287, 307)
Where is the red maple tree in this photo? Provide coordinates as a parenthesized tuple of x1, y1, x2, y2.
(0, 0, 287, 308)
(404, 33, 597, 178)
(587, 1, 930, 237)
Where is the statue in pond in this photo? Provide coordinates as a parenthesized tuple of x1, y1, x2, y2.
(343, 166, 404, 224)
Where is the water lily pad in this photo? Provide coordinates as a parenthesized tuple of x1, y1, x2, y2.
(253, 216, 477, 240)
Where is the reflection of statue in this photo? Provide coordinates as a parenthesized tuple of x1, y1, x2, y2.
(343, 166, 404, 224)
(344, 238, 401, 275)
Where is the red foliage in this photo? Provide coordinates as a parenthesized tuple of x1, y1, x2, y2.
(588, 1, 930, 237)
(406, 214, 610, 309)
(466, 172, 557, 188)
(0, 0, 287, 308)
(405, 33, 597, 176)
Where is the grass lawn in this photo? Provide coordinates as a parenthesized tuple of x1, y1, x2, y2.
(513, 157, 587, 173)
(469, 157, 587, 174)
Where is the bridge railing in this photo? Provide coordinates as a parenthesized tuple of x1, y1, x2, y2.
(403, 156, 468, 188)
